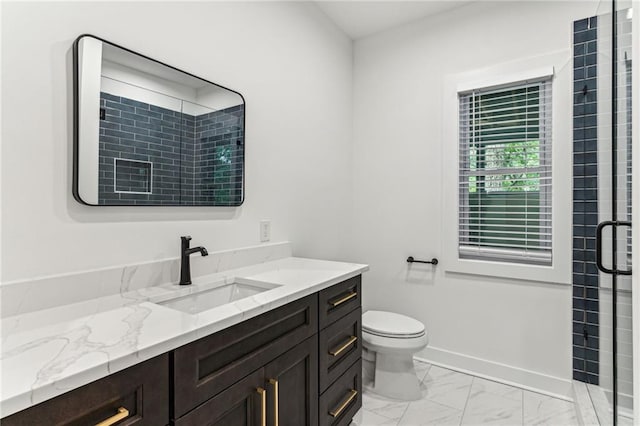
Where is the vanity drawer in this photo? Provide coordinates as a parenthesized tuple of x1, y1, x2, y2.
(319, 359, 362, 426)
(2, 353, 169, 426)
(319, 307, 362, 392)
(319, 275, 361, 329)
(173, 294, 318, 419)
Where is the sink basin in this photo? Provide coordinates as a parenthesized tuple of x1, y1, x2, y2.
(157, 281, 280, 314)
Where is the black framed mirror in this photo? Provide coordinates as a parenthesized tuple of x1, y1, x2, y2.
(73, 35, 245, 206)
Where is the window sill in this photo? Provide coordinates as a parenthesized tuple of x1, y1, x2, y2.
(442, 256, 571, 286)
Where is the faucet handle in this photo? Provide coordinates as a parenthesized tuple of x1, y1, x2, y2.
(181, 235, 192, 242)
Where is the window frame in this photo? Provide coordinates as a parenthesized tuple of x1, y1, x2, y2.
(441, 53, 572, 285)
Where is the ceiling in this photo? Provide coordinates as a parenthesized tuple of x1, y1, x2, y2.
(315, 1, 475, 40)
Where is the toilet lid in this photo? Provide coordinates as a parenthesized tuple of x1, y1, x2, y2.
(362, 310, 425, 338)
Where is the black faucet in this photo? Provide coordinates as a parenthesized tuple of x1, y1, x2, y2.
(180, 236, 208, 285)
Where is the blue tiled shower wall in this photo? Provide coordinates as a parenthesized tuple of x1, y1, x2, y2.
(98, 93, 244, 206)
(572, 16, 599, 385)
(193, 106, 244, 205)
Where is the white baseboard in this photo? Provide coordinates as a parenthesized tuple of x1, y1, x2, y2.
(415, 346, 574, 402)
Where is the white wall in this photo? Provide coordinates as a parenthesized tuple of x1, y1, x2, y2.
(350, 1, 599, 397)
(1, 1, 353, 281)
(101, 61, 191, 113)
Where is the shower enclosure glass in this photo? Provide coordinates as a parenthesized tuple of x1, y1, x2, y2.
(592, 0, 634, 424)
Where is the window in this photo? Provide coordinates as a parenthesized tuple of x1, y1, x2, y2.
(458, 79, 552, 265)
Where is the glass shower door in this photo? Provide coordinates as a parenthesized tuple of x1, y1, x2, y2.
(595, 1, 634, 424)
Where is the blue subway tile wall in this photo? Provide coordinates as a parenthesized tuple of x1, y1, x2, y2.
(98, 93, 244, 206)
(193, 105, 244, 206)
(572, 16, 599, 385)
(99, 93, 185, 205)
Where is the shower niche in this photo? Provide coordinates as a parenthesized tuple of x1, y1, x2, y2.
(73, 35, 245, 206)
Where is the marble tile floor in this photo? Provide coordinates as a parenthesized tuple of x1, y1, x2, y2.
(352, 360, 579, 426)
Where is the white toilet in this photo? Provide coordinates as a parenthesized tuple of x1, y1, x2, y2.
(361, 310, 428, 401)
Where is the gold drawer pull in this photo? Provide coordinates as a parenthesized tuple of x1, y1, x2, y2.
(269, 379, 279, 426)
(257, 387, 266, 426)
(95, 407, 129, 426)
(330, 336, 358, 357)
(329, 389, 358, 418)
(330, 291, 357, 307)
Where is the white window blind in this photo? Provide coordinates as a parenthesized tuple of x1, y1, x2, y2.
(458, 79, 552, 265)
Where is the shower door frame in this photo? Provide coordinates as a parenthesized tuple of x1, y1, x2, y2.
(632, 3, 639, 424)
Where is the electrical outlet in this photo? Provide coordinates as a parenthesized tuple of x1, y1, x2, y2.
(260, 220, 271, 242)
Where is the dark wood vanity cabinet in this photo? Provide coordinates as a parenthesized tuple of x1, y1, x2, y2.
(2, 353, 169, 426)
(2, 275, 362, 426)
(171, 276, 362, 426)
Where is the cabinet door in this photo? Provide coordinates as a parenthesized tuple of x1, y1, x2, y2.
(175, 368, 266, 426)
(264, 336, 319, 426)
(173, 294, 318, 418)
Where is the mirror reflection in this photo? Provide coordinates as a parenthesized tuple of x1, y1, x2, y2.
(74, 35, 245, 206)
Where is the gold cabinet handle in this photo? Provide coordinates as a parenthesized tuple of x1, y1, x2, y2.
(330, 336, 358, 357)
(269, 379, 279, 426)
(257, 387, 266, 426)
(329, 389, 358, 418)
(95, 407, 129, 426)
(330, 291, 357, 307)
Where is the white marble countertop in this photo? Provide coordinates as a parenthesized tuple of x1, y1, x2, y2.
(0, 256, 368, 417)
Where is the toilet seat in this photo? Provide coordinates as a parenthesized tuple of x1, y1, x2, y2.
(362, 310, 425, 339)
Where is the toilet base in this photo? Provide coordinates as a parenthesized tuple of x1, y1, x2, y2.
(370, 352, 423, 401)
